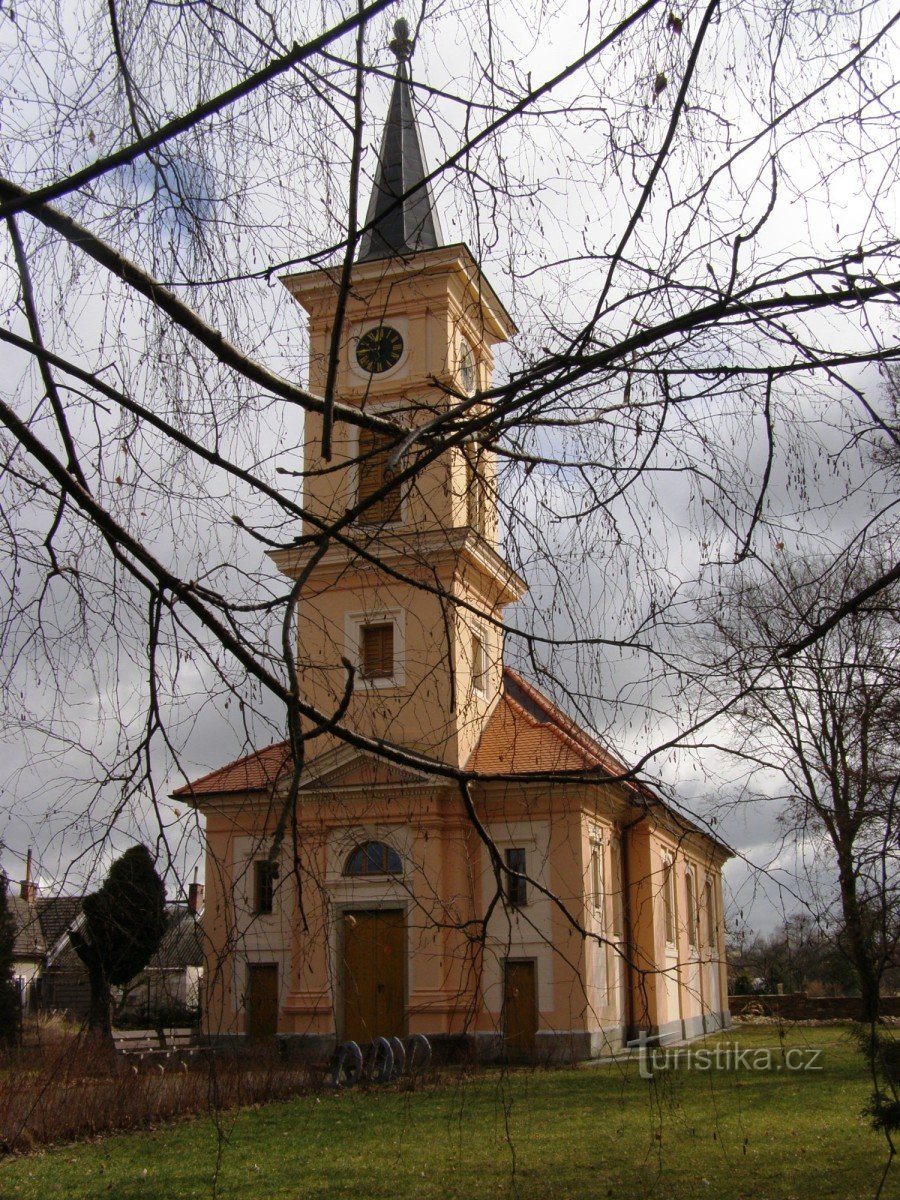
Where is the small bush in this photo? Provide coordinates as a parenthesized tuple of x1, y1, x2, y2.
(0, 1037, 317, 1152)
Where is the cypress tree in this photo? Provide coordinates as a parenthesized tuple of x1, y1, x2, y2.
(70, 845, 167, 1036)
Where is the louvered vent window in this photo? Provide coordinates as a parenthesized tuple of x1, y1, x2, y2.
(360, 622, 394, 680)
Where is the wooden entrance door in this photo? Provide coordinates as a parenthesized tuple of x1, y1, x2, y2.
(342, 910, 405, 1042)
(504, 960, 537, 1059)
(246, 963, 279, 1038)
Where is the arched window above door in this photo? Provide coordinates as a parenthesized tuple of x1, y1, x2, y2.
(344, 840, 402, 877)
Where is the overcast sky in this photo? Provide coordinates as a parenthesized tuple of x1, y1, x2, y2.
(1, 0, 897, 941)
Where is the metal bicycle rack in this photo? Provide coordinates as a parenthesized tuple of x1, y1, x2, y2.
(329, 1034, 431, 1088)
(329, 1039, 364, 1088)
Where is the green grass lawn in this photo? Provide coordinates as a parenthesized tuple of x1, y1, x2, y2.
(0, 1025, 893, 1200)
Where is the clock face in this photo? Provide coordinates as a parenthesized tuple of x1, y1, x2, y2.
(355, 325, 404, 374)
(459, 339, 476, 394)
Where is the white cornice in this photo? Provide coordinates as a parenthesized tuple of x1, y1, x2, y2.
(280, 243, 516, 342)
(269, 526, 527, 606)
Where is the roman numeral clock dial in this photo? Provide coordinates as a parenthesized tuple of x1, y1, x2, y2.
(355, 325, 404, 374)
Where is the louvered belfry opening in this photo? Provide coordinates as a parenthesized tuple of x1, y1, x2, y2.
(464, 445, 485, 533)
(356, 428, 402, 524)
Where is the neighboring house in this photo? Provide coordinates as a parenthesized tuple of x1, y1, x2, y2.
(176, 28, 731, 1061)
(8, 889, 46, 1009)
(8, 856, 82, 1012)
(119, 902, 205, 1017)
(7, 860, 204, 1023)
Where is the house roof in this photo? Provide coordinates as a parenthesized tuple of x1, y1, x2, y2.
(8, 891, 203, 973)
(8, 893, 84, 963)
(147, 904, 204, 970)
(8, 893, 46, 960)
(36, 896, 84, 951)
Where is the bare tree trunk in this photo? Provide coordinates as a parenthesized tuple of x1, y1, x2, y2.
(85, 959, 113, 1038)
(69, 931, 113, 1038)
(836, 851, 881, 1026)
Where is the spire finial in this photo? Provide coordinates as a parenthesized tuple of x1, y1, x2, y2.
(389, 17, 413, 63)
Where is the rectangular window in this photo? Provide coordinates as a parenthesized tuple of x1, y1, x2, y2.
(686, 870, 698, 948)
(472, 632, 487, 693)
(610, 836, 623, 938)
(590, 840, 604, 917)
(663, 858, 675, 945)
(253, 860, 277, 915)
(357, 429, 402, 524)
(705, 879, 717, 947)
(505, 847, 527, 908)
(360, 622, 394, 680)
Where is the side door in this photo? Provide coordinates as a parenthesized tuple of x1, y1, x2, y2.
(245, 963, 279, 1038)
(503, 959, 537, 1060)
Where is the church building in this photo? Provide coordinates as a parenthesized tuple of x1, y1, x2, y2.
(178, 22, 731, 1061)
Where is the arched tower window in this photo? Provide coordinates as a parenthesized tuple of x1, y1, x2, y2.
(344, 840, 402, 877)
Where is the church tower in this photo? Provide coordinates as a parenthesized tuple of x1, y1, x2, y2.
(273, 21, 525, 768)
(185, 34, 732, 1051)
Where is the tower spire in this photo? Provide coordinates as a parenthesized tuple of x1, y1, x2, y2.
(357, 18, 443, 263)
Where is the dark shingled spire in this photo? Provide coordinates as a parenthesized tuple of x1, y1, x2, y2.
(357, 19, 443, 263)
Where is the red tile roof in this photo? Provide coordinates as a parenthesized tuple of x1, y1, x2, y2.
(465, 669, 633, 780)
(173, 672, 729, 858)
(171, 741, 292, 798)
(174, 670, 633, 797)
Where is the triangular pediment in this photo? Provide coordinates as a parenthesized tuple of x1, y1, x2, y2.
(300, 744, 436, 792)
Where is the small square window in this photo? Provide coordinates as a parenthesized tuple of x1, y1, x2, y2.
(360, 622, 394, 680)
(253, 860, 278, 915)
(505, 848, 527, 908)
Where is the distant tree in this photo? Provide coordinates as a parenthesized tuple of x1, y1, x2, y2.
(708, 554, 899, 1020)
(0, 874, 19, 1046)
(731, 972, 754, 997)
(70, 846, 167, 1037)
(728, 915, 859, 998)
